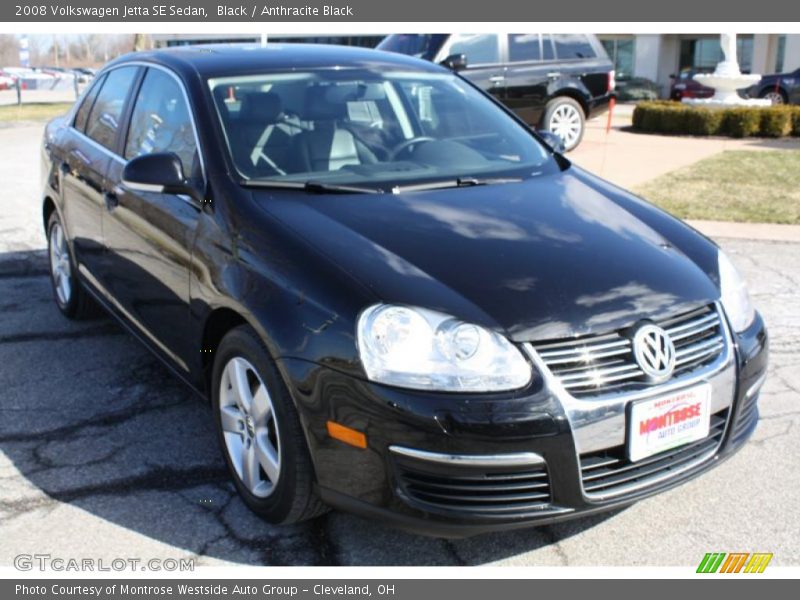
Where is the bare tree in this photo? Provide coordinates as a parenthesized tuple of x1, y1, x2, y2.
(133, 34, 150, 52)
(23, 34, 139, 68)
(0, 34, 20, 67)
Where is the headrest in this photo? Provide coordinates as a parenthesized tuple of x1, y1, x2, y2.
(302, 85, 349, 121)
(239, 91, 282, 124)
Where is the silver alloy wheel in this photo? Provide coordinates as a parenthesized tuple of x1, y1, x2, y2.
(219, 356, 281, 498)
(548, 103, 583, 150)
(763, 91, 785, 105)
(49, 222, 72, 305)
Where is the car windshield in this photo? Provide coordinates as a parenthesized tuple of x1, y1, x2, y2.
(208, 69, 556, 191)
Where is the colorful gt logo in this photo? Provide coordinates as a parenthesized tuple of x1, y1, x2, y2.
(697, 552, 773, 573)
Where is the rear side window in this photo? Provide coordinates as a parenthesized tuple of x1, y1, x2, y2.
(73, 74, 105, 132)
(124, 68, 197, 175)
(552, 34, 597, 59)
(509, 34, 542, 62)
(448, 34, 501, 65)
(85, 66, 138, 151)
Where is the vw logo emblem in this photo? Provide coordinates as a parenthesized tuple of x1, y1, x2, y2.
(633, 324, 676, 381)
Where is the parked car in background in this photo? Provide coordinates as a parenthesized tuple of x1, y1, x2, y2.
(746, 68, 800, 105)
(1, 66, 33, 79)
(72, 67, 96, 82)
(378, 33, 616, 151)
(0, 71, 15, 90)
(41, 44, 767, 536)
(669, 69, 715, 101)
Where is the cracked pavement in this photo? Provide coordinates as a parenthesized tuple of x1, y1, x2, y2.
(1, 124, 798, 567)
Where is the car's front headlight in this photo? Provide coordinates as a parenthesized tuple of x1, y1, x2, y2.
(356, 304, 532, 392)
(718, 249, 755, 333)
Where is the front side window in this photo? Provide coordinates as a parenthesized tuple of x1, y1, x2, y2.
(85, 66, 138, 151)
(73, 74, 106, 132)
(209, 69, 554, 190)
(447, 34, 501, 65)
(508, 34, 542, 63)
(124, 68, 197, 176)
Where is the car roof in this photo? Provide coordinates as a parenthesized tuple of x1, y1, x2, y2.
(106, 43, 446, 80)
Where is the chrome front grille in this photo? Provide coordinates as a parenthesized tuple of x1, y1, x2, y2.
(530, 304, 725, 397)
(579, 409, 728, 499)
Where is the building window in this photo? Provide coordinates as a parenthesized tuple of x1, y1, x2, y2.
(775, 35, 786, 72)
(601, 37, 635, 79)
(679, 35, 754, 73)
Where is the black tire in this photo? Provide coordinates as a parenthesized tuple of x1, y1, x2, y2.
(46, 211, 101, 320)
(211, 324, 327, 524)
(542, 96, 586, 152)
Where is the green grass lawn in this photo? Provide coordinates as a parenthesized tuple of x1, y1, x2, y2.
(635, 150, 800, 225)
(0, 102, 73, 122)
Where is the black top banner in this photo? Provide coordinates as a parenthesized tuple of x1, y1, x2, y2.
(4, 0, 799, 22)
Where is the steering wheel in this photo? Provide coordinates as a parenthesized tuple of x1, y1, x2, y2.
(388, 136, 436, 161)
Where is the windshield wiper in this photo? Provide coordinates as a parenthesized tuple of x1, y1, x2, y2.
(241, 179, 383, 194)
(391, 177, 522, 194)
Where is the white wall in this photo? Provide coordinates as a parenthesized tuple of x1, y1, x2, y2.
(751, 34, 773, 74)
(784, 34, 800, 71)
(632, 34, 662, 82)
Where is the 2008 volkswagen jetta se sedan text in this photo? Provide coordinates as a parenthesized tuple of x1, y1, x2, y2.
(40, 44, 768, 537)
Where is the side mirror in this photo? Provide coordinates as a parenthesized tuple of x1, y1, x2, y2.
(440, 53, 468, 72)
(122, 152, 198, 199)
(538, 130, 566, 154)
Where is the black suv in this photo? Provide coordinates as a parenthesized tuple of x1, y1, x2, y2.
(378, 34, 616, 151)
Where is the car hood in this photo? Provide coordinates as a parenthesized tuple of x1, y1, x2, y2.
(253, 171, 720, 341)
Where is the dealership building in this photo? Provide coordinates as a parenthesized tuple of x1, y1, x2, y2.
(152, 33, 799, 98)
(598, 34, 799, 95)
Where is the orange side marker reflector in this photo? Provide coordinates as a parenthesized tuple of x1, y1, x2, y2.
(327, 421, 367, 449)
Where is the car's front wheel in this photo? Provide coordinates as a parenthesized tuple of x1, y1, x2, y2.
(47, 211, 99, 319)
(543, 97, 586, 152)
(211, 325, 327, 524)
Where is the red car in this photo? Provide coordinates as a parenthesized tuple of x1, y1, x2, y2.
(0, 71, 17, 91)
(669, 69, 715, 101)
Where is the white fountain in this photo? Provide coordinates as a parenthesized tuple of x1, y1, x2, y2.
(682, 33, 770, 107)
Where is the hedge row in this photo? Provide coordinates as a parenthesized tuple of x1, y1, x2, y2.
(632, 101, 800, 138)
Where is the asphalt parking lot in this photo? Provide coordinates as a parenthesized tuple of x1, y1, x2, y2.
(1, 123, 798, 567)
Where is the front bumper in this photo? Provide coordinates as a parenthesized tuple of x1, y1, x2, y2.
(278, 311, 768, 538)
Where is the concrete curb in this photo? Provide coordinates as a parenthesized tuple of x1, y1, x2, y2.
(687, 220, 800, 243)
(0, 249, 48, 277)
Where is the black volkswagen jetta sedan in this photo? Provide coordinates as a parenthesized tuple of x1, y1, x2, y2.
(41, 44, 767, 537)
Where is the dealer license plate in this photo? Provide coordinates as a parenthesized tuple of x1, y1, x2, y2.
(628, 383, 711, 462)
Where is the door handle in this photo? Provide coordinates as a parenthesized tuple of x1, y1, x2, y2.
(69, 148, 91, 165)
(104, 190, 119, 211)
(489, 75, 505, 84)
(546, 72, 560, 78)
